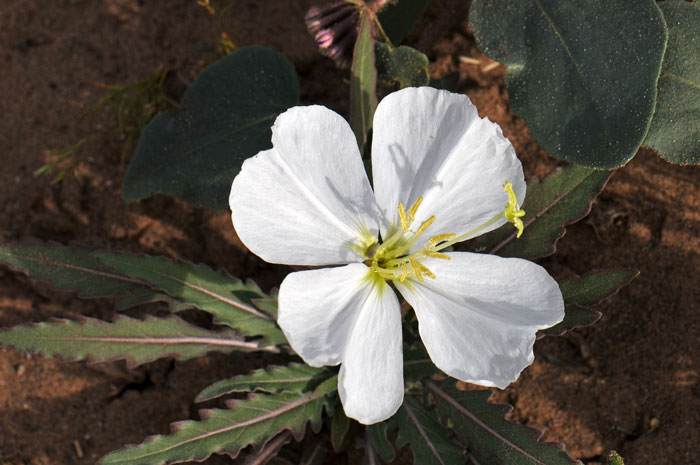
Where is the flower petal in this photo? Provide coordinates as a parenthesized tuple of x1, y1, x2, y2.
(338, 278, 403, 424)
(371, 87, 525, 246)
(278, 263, 404, 424)
(230, 105, 380, 266)
(395, 252, 564, 388)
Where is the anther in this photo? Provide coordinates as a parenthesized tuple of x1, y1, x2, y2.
(413, 260, 436, 279)
(424, 250, 451, 260)
(407, 197, 423, 223)
(428, 233, 456, 247)
(409, 258, 424, 282)
(416, 215, 435, 235)
(398, 202, 409, 232)
(400, 262, 408, 282)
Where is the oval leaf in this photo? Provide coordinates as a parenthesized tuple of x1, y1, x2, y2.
(470, 0, 667, 169)
(122, 46, 299, 210)
(375, 42, 429, 88)
(644, 0, 700, 164)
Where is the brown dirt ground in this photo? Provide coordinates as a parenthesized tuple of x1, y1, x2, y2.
(0, 1, 698, 464)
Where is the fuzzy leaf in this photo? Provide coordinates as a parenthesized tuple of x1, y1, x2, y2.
(0, 316, 270, 368)
(367, 422, 396, 463)
(644, 0, 700, 164)
(378, 0, 429, 44)
(196, 363, 332, 402)
(350, 12, 377, 153)
(330, 408, 353, 453)
(375, 42, 429, 88)
(404, 343, 438, 380)
(560, 269, 639, 307)
(538, 304, 600, 338)
(0, 242, 180, 311)
(99, 377, 338, 465)
(94, 251, 285, 345)
(387, 397, 464, 465)
(472, 165, 611, 259)
(121, 46, 299, 210)
(539, 269, 639, 337)
(470, 0, 667, 169)
(426, 380, 580, 465)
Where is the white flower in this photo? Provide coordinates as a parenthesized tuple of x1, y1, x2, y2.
(229, 87, 564, 425)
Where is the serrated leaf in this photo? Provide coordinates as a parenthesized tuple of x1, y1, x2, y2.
(607, 451, 625, 465)
(0, 242, 181, 311)
(122, 46, 299, 210)
(367, 422, 396, 463)
(472, 165, 611, 259)
(94, 251, 285, 345)
(387, 397, 464, 465)
(0, 315, 270, 368)
(537, 304, 600, 338)
(539, 269, 638, 337)
(350, 12, 377, 153)
(560, 269, 639, 307)
(470, 0, 667, 168)
(375, 42, 429, 88)
(378, 0, 429, 44)
(196, 363, 332, 402)
(644, 0, 700, 164)
(426, 380, 580, 465)
(100, 377, 338, 465)
(330, 408, 353, 453)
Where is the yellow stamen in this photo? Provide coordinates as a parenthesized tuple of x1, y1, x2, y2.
(409, 257, 424, 282)
(428, 233, 456, 247)
(416, 215, 436, 235)
(503, 180, 526, 238)
(399, 262, 408, 282)
(424, 250, 451, 260)
(398, 202, 409, 232)
(413, 260, 436, 279)
(407, 197, 423, 223)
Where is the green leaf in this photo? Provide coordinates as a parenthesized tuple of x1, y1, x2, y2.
(560, 269, 639, 307)
(94, 251, 286, 345)
(366, 422, 396, 463)
(607, 450, 625, 465)
(330, 408, 354, 453)
(0, 316, 270, 368)
(538, 304, 600, 338)
(387, 397, 464, 465)
(644, 0, 700, 164)
(0, 242, 180, 311)
(378, 0, 429, 44)
(426, 380, 579, 465)
(430, 73, 459, 92)
(539, 269, 639, 337)
(350, 12, 378, 153)
(404, 343, 438, 380)
(472, 164, 611, 259)
(196, 363, 332, 402)
(375, 42, 429, 88)
(469, 0, 667, 169)
(99, 378, 338, 465)
(122, 46, 299, 210)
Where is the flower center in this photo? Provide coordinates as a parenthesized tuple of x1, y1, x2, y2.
(363, 180, 525, 284)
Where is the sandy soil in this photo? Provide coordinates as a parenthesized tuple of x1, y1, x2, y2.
(0, 1, 698, 464)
